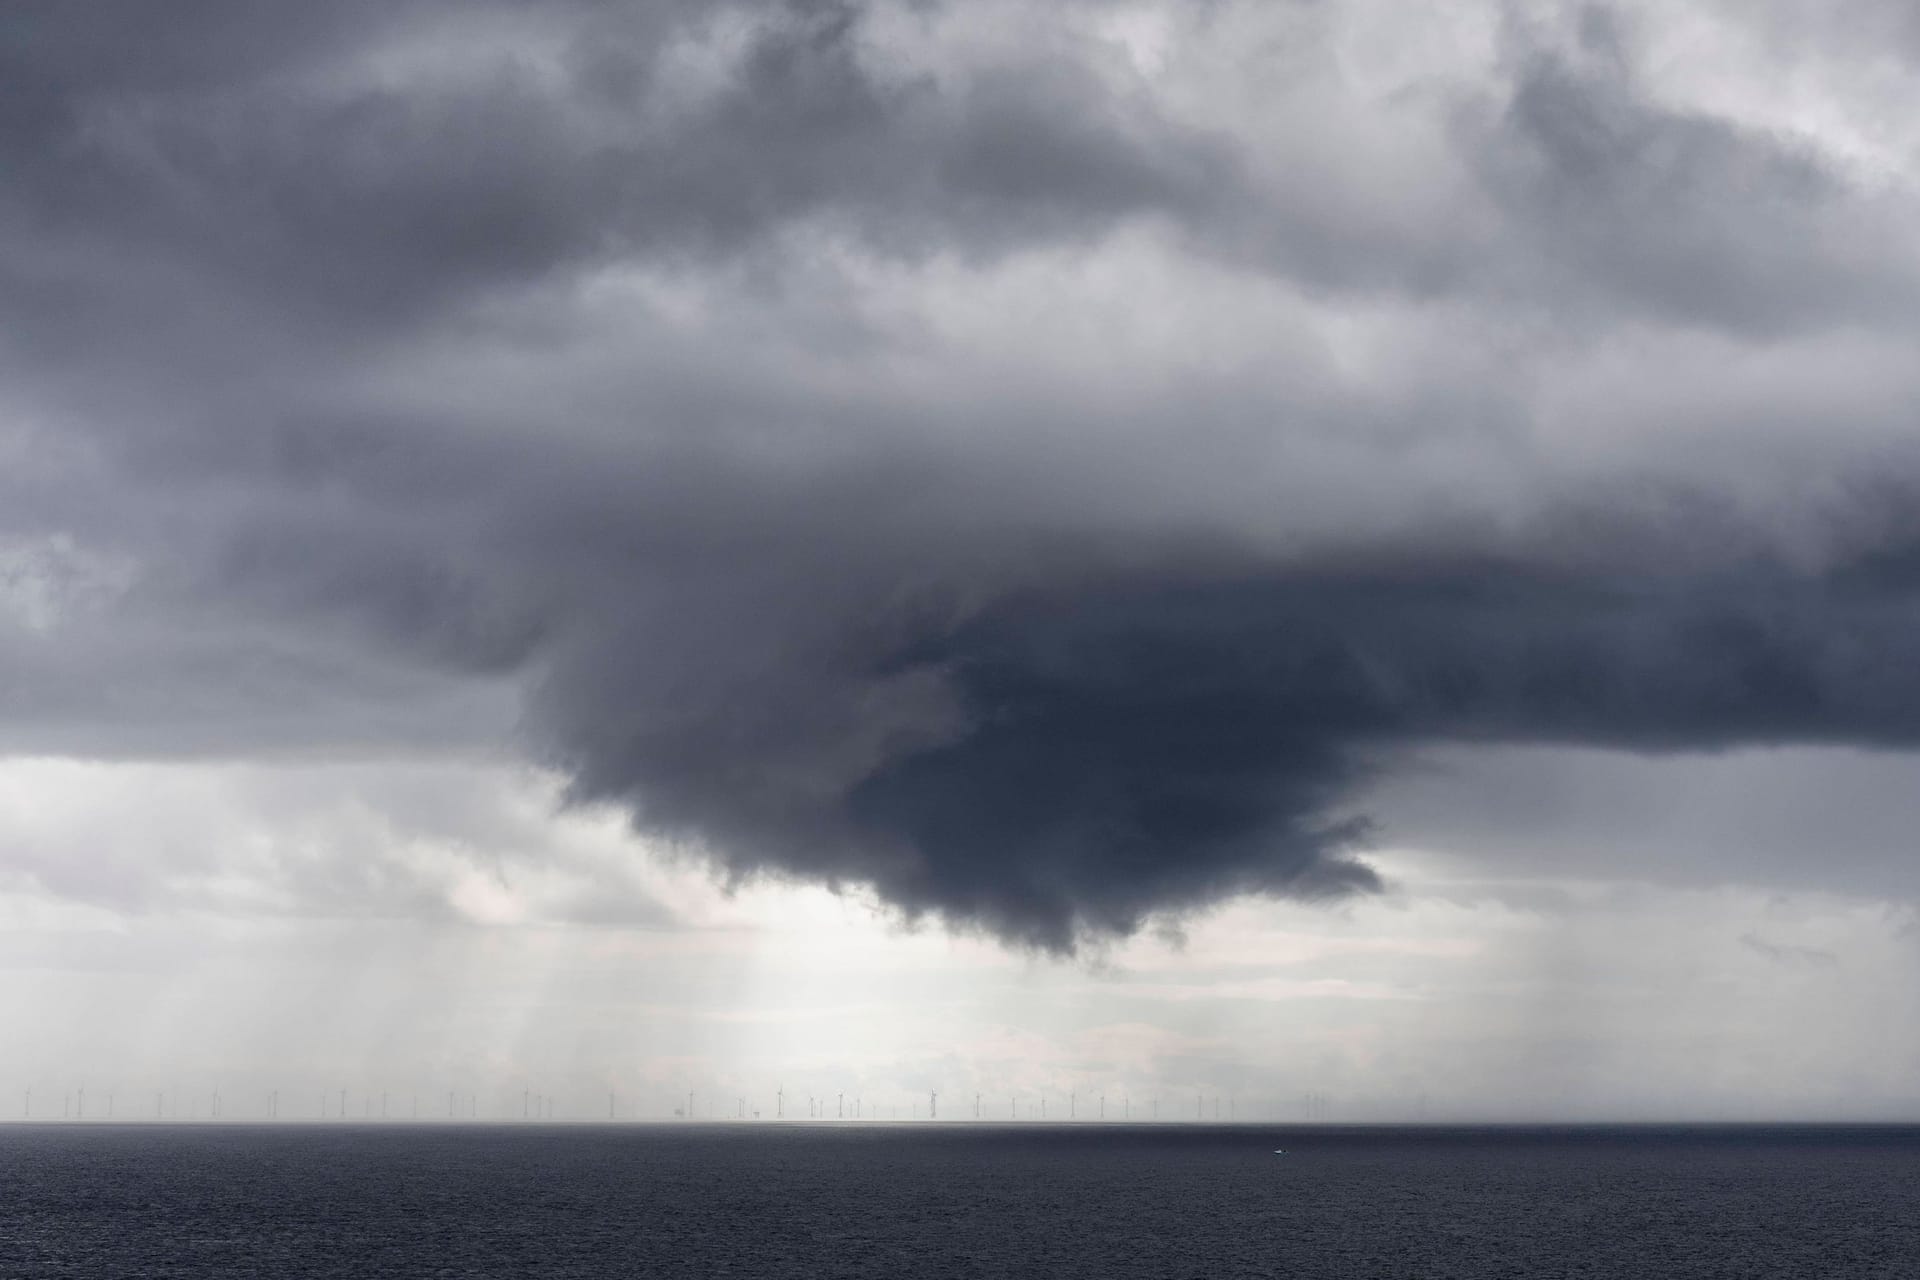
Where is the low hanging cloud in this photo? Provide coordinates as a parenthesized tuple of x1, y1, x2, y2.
(5, 0, 1920, 947)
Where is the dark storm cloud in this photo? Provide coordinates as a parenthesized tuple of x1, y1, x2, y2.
(1467, 29, 1909, 335)
(537, 543, 1920, 948)
(6, 1, 1920, 944)
(0, 0, 1234, 344)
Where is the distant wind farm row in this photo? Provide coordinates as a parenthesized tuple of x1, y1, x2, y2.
(12, 1085, 1344, 1125)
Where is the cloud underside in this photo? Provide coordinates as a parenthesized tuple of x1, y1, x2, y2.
(5, 0, 1920, 946)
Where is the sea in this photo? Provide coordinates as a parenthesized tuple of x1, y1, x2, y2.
(3, 1123, 1916, 1277)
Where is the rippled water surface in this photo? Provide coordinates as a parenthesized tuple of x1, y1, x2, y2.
(3, 1124, 1917, 1277)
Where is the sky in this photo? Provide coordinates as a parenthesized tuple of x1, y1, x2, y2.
(5, 0, 1920, 1123)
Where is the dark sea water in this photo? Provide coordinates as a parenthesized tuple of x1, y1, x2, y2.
(3, 1123, 1917, 1278)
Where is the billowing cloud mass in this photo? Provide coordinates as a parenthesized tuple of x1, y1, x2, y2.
(5, 0, 1920, 947)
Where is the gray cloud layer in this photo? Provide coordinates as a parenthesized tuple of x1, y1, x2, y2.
(5, 0, 1920, 946)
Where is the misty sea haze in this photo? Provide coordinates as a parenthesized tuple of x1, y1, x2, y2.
(3, 1124, 1916, 1278)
